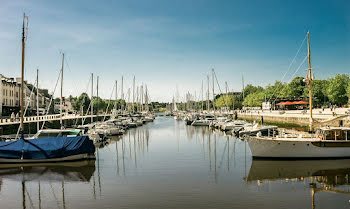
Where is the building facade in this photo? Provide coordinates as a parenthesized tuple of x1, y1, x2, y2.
(0, 74, 52, 117)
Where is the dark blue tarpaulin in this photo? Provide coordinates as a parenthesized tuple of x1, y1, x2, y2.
(0, 136, 95, 160)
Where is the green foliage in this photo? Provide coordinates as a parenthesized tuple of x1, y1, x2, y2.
(283, 77, 306, 98)
(73, 93, 91, 112)
(243, 84, 264, 98)
(242, 91, 265, 107)
(93, 97, 107, 113)
(215, 95, 236, 109)
(68, 95, 76, 102)
(265, 81, 287, 99)
(326, 74, 350, 106)
(242, 74, 350, 107)
(303, 79, 329, 106)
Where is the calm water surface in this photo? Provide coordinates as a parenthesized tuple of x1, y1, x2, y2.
(0, 116, 349, 209)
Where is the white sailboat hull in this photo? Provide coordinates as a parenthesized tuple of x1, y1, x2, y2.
(247, 137, 350, 158)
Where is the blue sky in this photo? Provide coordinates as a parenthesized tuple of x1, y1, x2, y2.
(0, 0, 349, 102)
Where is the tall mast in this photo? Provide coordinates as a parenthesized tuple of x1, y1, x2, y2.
(145, 85, 149, 112)
(36, 68, 39, 132)
(115, 80, 118, 113)
(307, 31, 313, 131)
(97, 76, 99, 98)
(201, 80, 204, 112)
(121, 76, 124, 113)
(212, 69, 215, 113)
(207, 75, 209, 112)
(91, 73, 93, 123)
(132, 76, 135, 113)
(127, 88, 131, 113)
(225, 81, 228, 113)
(20, 14, 26, 137)
(136, 86, 139, 112)
(60, 53, 64, 129)
(242, 75, 245, 100)
(141, 85, 144, 112)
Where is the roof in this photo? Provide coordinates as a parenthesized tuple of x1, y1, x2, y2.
(318, 127, 350, 131)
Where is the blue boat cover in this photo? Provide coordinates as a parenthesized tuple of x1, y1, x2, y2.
(0, 136, 95, 160)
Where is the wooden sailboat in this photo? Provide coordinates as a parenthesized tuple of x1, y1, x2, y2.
(0, 14, 95, 164)
(247, 32, 350, 159)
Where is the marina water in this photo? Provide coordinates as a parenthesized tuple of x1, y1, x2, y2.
(0, 116, 349, 209)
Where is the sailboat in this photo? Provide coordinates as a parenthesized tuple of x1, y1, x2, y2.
(0, 14, 95, 163)
(247, 32, 350, 158)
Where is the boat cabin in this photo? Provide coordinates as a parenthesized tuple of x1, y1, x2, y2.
(316, 127, 350, 141)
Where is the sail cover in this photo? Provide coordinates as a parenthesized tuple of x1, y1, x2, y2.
(0, 136, 95, 160)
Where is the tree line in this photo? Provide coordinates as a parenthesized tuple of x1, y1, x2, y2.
(215, 74, 350, 108)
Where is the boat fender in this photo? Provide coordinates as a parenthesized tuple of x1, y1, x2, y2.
(257, 132, 262, 137)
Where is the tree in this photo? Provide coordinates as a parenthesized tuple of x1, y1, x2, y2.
(303, 79, 329, 107)
(242, 84, 264, 98)
(215, 94, 236, 109)
(243, 91, 265, 107)
(283, 76, 305, 98)
(347, 84, 350, 104)
(68, 95, 76, 102)
(326, 74, 350, 106)
(93, 97, 107, 113)
(73, 93, 91, 113)
(265, 81, 287, 99)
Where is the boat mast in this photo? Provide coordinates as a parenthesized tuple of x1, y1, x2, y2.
(141, 85, 144, 112)
(60, 53, 64, 129)
(20, 14, 26, 138)
(91, 73, 94, 123)
(212, 69, 215, 113)
(145, 85, 149, 112)
(121, 76, 124, 113)
(207, 75, 209, 112)
(97, 76, 99, 98)
(36, 68, 39, 132)
(225, 81, 228, 113)
(132, 76, 135, 113)
(115, 80, 118, 114)
(201, 80, 204, 112)
(242, 75, 245, 100)
(307, 32, 313, 131)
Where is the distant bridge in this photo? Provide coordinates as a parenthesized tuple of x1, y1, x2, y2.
(0, 114, 112, 126)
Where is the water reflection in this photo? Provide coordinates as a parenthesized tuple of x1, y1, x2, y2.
(246, 159, 350, 209)
(185, 121, 239, 184)
(111, 125, 151, 176)
(0, 161, 95, 182)
(0, 160, 95, 209)
(1, 117, 349, 209)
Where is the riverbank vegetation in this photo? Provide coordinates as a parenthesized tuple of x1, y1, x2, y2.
(215, 74, 350, 108)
